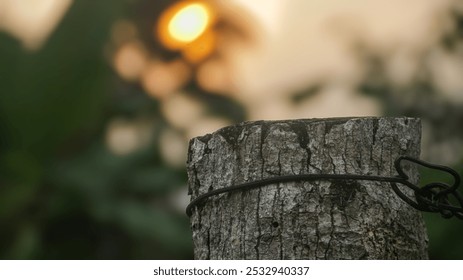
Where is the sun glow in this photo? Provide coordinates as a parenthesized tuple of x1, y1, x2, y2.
(157, 1, 215, 50)
(168, 4, 209, 42)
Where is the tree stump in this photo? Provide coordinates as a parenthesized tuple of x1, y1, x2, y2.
(187, 117, 428, 259)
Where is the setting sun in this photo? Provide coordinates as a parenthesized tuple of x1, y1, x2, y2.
(157, 1, 215, 50)
(168, 4, 209, 42)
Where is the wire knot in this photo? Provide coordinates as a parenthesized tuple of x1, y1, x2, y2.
(391, 156, 463, 219)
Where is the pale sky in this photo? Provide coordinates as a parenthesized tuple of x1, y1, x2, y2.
(222, 0, 454, 96)
(200, 0, 461, 121)
(0, 0, 73, 49)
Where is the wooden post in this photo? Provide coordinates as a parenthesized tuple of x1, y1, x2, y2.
(187, 117, 428, 259)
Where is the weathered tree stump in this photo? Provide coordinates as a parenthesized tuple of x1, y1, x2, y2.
(187, 117, 428, 259)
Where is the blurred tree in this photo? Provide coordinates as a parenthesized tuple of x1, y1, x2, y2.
(0, 0, 193, 259)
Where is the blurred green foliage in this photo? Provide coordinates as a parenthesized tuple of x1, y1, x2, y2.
(0, 0, 192, 259)
(420, 162, 463, 259)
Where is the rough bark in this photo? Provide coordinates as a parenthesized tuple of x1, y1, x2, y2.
(187, 117, 428, 259)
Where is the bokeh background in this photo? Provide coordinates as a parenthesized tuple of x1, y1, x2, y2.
(0, 0, 462, 259)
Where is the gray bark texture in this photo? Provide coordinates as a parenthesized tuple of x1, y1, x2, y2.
(187, 117, 428, 259)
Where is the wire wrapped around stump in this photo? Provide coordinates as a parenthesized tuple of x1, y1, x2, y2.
(186, 156, 463, 220)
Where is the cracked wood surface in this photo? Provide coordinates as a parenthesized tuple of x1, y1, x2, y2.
(187, 117, 428, 259)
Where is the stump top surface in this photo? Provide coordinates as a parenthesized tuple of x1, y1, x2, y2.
(192, 117, 419, 142)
